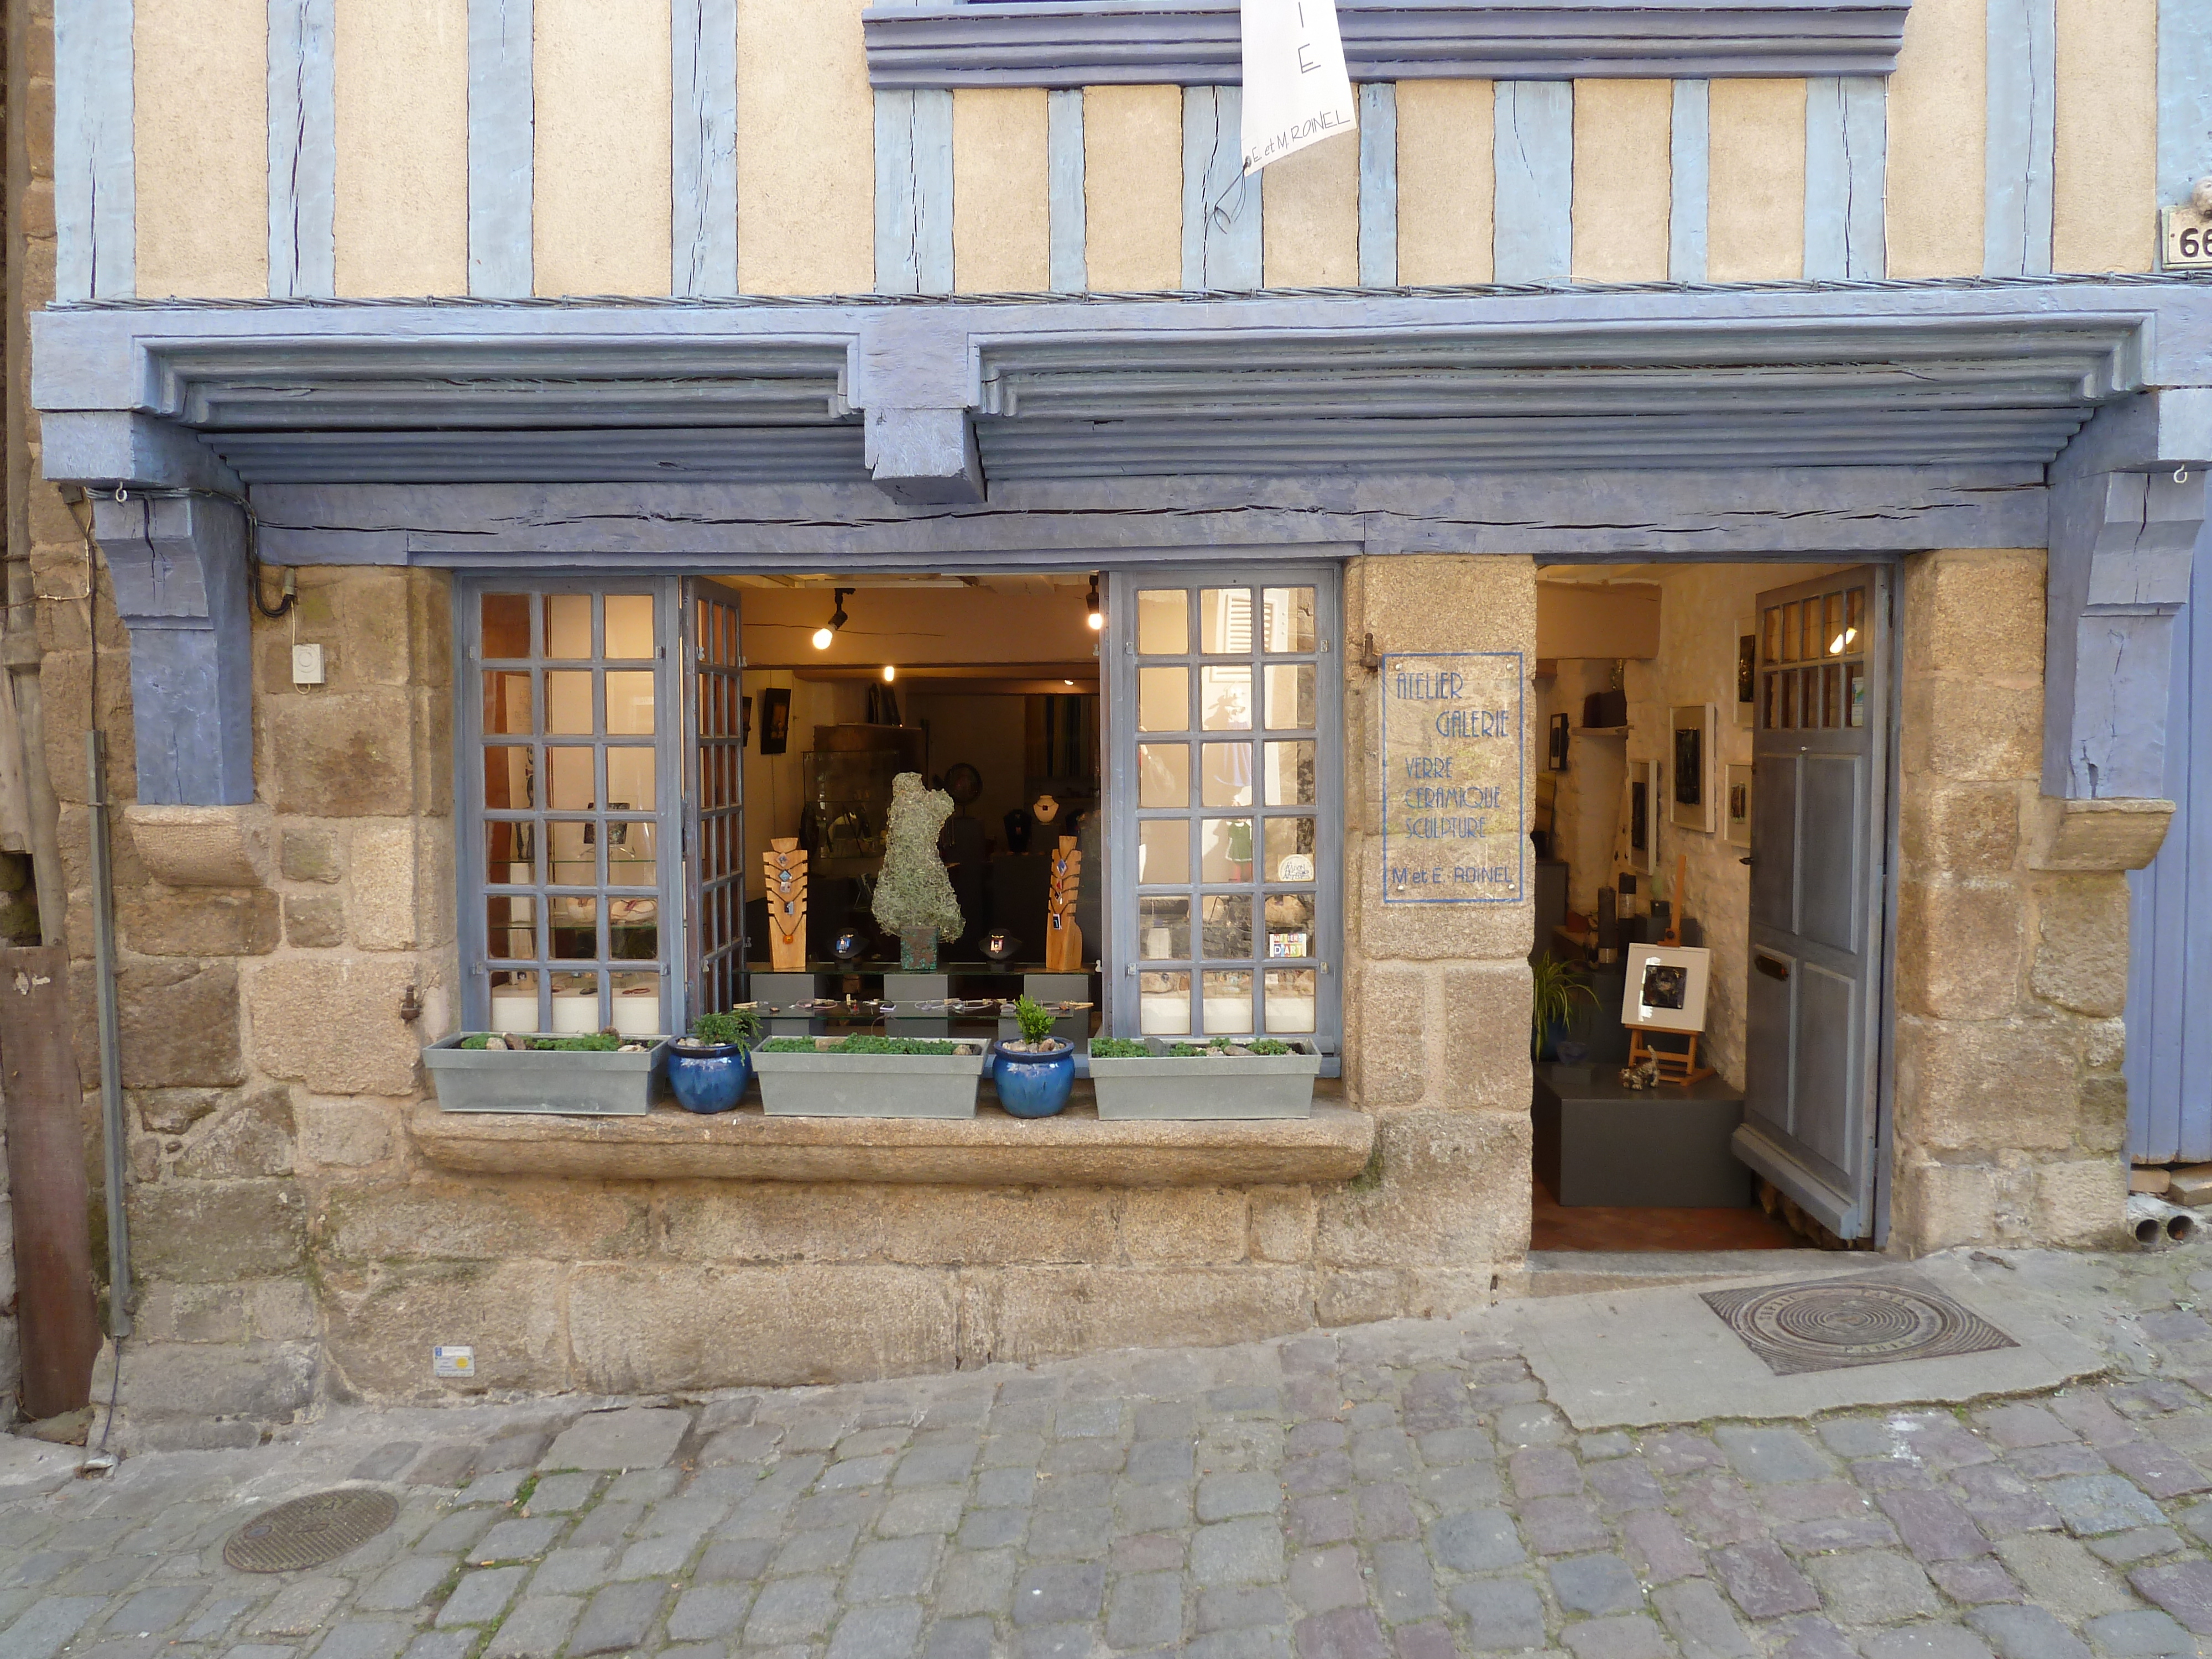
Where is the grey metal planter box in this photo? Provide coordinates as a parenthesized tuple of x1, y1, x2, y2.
(424, 1034, 672, 1116)
(752, 1044, 989, 1118)
(1088, 1040, 1322, 1119)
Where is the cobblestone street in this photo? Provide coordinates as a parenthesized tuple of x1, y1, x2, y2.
(11, 1251, 2212, 1659)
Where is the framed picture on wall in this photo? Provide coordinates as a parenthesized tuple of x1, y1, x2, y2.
(1725, 763, 1753, 848)
(742, 695, 753, 748)
(1736, 615, 1759, 727)
(1626, 760, 1653, 874)
(1547, 713, 1570, 771)
(760, 687, 791, 756)
(1670, 705, 1717, 833)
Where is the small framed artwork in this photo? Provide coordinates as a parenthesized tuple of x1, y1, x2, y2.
(1670, 704, 1717, 833)
(760, 687, 792, 756)
(1547, 713, 1570, 771)
(741, 695, 753, 748)
(1725, 763, 1753, 848)
(1626, 760, 1653, 874)
(1735, 615, 1759, 727)
(1620, 944, 1713, 1034)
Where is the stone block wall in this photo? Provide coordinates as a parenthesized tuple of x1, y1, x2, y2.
(1890, 546, 2132, 1253)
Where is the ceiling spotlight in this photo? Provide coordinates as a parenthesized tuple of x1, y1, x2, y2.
(812, 587, 852, 650)
(1064, 679, 1076, 686)
(882, 664, 897, 683)
(1086, 574, 1104, 630)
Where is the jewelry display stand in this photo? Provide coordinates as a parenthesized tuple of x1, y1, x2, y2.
(764, 839, 808, 973)
(1045, 837, 1083, 971)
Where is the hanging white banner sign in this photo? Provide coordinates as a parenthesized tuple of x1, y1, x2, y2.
(1239, 0, 1358, 175)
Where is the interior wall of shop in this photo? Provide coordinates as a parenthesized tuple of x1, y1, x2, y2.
(97, 0, 2162, 304)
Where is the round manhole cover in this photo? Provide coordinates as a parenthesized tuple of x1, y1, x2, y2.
(224, 1488, 399, 1573)
(1702, 1274, 2019, 1376)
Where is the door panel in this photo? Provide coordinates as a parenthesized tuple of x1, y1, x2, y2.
(1733, 565, 1890, 1240)
(685, 582, 745, 1018)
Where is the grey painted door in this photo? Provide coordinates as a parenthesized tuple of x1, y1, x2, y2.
(1733, 566, 1892, 1240)
(684, 580, 747, 1018)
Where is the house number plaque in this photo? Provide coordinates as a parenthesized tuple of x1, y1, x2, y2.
(1380, 650, 1525, 905)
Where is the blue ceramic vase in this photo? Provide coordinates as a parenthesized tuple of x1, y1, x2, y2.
(993, 1038, 1075, 1118)
(666, 1041, 753, 1114)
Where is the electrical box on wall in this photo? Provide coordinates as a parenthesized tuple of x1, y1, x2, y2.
(291, 644, 326, 686)
(432, 1345, 474, 1379)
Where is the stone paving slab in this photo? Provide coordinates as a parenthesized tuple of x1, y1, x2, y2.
(9, 1246, 2212, 1659)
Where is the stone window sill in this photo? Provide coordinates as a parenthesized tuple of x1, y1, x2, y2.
(410, 1081, 1372, 1188)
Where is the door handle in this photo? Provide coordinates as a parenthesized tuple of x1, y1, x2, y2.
(1755, 953, 1790, 982)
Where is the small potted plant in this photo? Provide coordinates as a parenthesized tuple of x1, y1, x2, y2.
(666, 1006, 763, 1114)
(870, 773, 964, 972)
(1531, 953, 1598, 1062)
(992, 995, 1076, 1119)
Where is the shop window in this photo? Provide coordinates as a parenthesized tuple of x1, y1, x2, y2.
(1111, 571, 1340, 1047)
(460, 581, 682, 1038)
(1760, 581, 1868, 734)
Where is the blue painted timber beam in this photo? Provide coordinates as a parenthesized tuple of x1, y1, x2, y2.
(90, 494, 255, 807)
(43, 412, 244, 495)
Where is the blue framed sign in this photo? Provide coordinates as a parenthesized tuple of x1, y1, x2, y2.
(1380, 651, 1525, 905)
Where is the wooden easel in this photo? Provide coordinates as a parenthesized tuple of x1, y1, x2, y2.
(1045, 836, 1083, 971)
(763, 838, 808, 972)
(1633, 853, 1710, 1082)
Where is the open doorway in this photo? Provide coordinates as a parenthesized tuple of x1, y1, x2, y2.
(1529, 562, 1893, 1258)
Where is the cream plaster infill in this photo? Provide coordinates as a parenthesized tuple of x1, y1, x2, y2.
(410, 1095, 1376, 1186)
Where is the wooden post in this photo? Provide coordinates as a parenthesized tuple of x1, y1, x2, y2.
(1, 944, 100, 1420)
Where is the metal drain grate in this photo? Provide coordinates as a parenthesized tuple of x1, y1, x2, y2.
(224, 1488, 399, 1573)
(1702, 1271, 2019, 1376)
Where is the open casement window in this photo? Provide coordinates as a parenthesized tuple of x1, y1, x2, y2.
(1107, 568, 1343, 1051)
(684, 581, 746, 1017)
(458, 580, 685, 1039)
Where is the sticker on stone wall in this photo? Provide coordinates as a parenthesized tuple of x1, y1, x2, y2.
(1380, 651, 1524, 905)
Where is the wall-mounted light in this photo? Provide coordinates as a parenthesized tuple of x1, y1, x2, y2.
(1086, 574, 1103, 631)
(882, 664, 897, 683)
(811, 587, 852, 650)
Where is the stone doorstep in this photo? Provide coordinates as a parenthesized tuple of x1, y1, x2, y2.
(1526, 1250, 1875, 1298)
(406, 1093, 1375, 1187)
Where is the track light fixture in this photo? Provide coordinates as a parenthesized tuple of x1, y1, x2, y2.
(812, 587, 852, 650)
(1086, 573, 1103, 630)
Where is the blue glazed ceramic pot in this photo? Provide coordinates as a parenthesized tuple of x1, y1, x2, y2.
(667, 1041, 753, 1114)
(992, 1039, 1075, 1119)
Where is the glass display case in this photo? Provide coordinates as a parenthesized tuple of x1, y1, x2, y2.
(803, 747, 906, 868)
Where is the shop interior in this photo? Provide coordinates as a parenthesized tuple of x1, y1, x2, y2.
(729, 573, 1104, 1038)
(1530, 562, 1854, 1255)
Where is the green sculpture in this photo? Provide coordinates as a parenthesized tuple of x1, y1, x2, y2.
(872, 772, 963, 969)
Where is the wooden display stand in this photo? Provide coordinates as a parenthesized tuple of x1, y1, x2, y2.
(763, 839, 808, 973)
(1044, 837, 1083, 971)
(1628, 1028, 1713, 1086)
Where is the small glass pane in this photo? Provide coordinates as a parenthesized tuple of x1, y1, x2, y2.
(1263, 815, 1317, 881)
(548, 820, 594, 885)
(1264, 741, 1315, 806)
(1265, 665, 1315, 731)
(549, 971, 600, 1032)
(1801, 601, 1820, 663)
(604, 594, 654, 659)
(1201, 665, 1253, 730)
(482, 593, 533, 659)
(546, 671, 593, 734)
(1262, 587, 1317, 653)
(1846, 661, 1867, 727)
(484, 671, 535, 734)
(1136, 591, 1189, 655)
(545, 594, 592, 659)
(550, 895, 599, 958)
(484, 745, 534, 809)
(1823, 664, 1842, 727)
(606, 747, 655, 812)
(1266, 968, 1318, 1032)
(606, 671, 655, 735)
(1140, 971, 1192, 1035)
(1780, 673, 1798, 729)
(1824, 593, 1846, 657)
(486, 821, 534, 883)
(1761, 672, 1777, 730)
(1780, 602, 1800, 662)
(1138, 743, 1190, 808)
(1138, 820, 1191, 884)
(1199, 588, 1253, 653)
(1265, 890, 1316, 958)
(1846, 587, 1866, 651)
(609, 895, 659, 959)
(547, 746, 594, 810)
(1202, 970, 1254, 1034)
(487, 895, 536, 959)
(1139, 667, 1189, 732)
(1201, 818, 1255, 882)
(1762, 607, 1782, 666)
(610, 970, 661, 1037)
(1201, 742, 1254, 807)
(488, 970, 539, 1035)
(606, 820, 656, 885)
(1138, 896, 1191, 959)
(1200, 894, 1253, 959)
